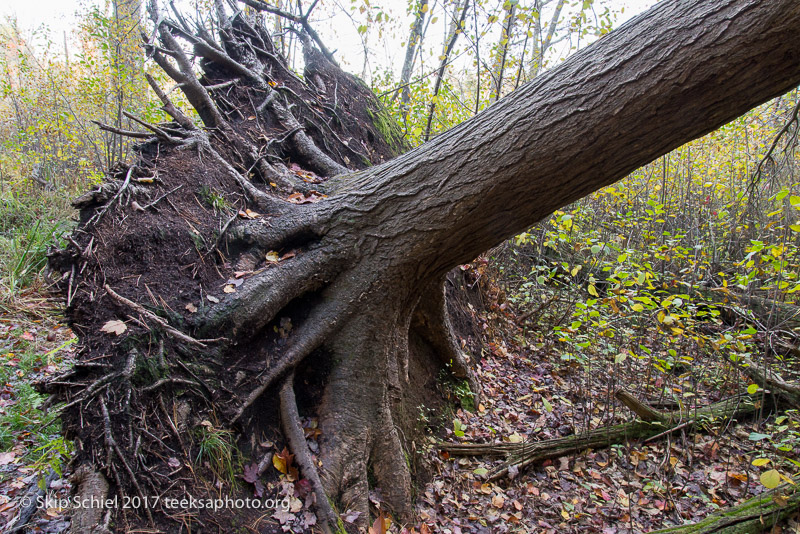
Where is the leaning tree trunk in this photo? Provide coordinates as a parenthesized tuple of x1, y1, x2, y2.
(46, 0, 800, 532)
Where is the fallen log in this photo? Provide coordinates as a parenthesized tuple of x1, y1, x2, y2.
(737, 355, 800, 409)
(649, 484, 800, 534)
(441, 390, 759, 481)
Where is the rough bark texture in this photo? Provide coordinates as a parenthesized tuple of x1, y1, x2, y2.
(45, 0, 800, 532)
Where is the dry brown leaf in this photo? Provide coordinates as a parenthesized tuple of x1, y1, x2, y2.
(491, 494, 505, 508)
(185, 303, 197, 313)
(100, 320, 127, 336)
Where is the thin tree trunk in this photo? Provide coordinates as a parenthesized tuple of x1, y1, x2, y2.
(423, 0, 469, 140)
(493, 1, 517, 100)
(393, 0, 429, 107)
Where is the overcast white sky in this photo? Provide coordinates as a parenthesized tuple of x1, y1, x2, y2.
(2, 0, 658, 78)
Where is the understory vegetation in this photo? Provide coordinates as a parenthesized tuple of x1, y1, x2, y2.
(0, 0, 799, 532)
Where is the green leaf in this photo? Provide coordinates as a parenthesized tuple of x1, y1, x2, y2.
(748, 432, 770, 441)
(473, 467, 488, 476)
(453, 419, 465, 437)
(791, 195, 800, 207)
(747, 384, 759, 395)
(542, 397, 553, 412)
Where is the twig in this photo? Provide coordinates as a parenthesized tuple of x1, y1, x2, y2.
(141, 184, 184, 210)
(86, 166, 136, 227)
(92, 120, 151, 139)
(104, 284, 207, 348)
(643, 420, 694, 443)
(100, 398, 153, 523)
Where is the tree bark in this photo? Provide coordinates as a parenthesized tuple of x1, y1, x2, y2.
(47, 0, 800, 532)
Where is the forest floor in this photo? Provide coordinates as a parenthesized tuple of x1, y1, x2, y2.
(0, 290, 75, 533)
(0, 276, 798, 533)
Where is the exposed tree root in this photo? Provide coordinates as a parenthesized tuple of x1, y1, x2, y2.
(69, 466, 111, 534)
(279, 373, 338, 534)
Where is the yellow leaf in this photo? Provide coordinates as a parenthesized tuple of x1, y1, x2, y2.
(272, 453, 287, 474)
(752, 458, 771, 467)
(588, 285, 598, 297)
(265, 251, 280, 263)
(223, 284, 236, 293)
(631, 303, 644, 312)
(761, 469, 781, 489)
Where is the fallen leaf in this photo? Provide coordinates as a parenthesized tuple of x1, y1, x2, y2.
(0, 451, 16, 465)
(761, 469, 781, 489)
(273, 509, 295, 525)
(242, 462, 260, 483)
(343, 510, 362, 523)
(368, 510, 390, 534)
(492, 494, 505, 509)
(265, 251, 281, 263)
(100, 320, 127, 336)
(238, 209, 261, 219)
(207, 295, 220, 303)
(223, 284, 236, 293)
(185, 303, 197, 313)
(273, 447, 297, 480)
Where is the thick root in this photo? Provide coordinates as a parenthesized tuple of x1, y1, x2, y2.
(279, 373, 338, 533)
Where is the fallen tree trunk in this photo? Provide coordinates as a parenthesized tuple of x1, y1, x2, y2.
(44, 0, 800, 531)
(649, 484, 800, 534)
(738, 355, 800, 409)
(441, 390, 760, 481)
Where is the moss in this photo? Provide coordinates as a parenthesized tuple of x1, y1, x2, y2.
(367, 105, 407, 156)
